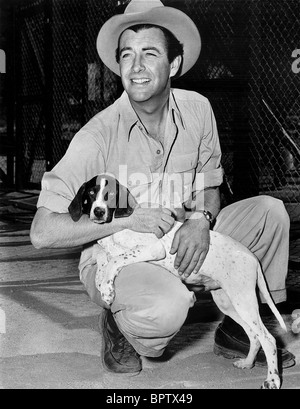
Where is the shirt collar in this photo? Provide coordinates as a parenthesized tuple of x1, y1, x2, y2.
(118, 92, 139, 140)
(169, 89, 186, 130)
(118, 89, 186, 141)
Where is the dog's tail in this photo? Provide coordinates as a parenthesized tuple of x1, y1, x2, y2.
(257, 264, 287, 332)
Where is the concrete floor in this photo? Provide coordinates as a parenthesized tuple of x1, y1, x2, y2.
(0, 190, 300, 390)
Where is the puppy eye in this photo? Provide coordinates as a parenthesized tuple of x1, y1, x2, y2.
(89, 191, 95, 196)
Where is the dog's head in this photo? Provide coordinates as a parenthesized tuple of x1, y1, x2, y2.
(68, 174, 136, 223)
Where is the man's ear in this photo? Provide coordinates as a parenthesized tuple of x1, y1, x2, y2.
(170, 55, 182, 78)
(114, 182, 136, 219)
(68, 182, 87, 222)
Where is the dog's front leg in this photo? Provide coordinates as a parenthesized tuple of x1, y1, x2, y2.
(99, 241, 166, 306)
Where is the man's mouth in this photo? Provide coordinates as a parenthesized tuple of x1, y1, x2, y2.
(131, 78, 151, 84)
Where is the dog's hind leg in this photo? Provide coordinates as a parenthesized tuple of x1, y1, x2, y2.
(212, 289, 261, 369)
(225, 290, 280, 389)
(237, 310, 279, 389)
(213, 288, 280, 389)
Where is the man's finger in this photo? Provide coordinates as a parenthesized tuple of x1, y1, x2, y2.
(191, 248, 209, 274)
(154, 227, 164, 239)
(170, 230, 180, 255)
(174, 244, 188, 271)
(179, 249, 200, 277)
(160, 214, 175, 229)
(159, 220, 172, 234)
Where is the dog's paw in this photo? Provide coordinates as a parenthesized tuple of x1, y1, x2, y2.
(233, 358, 254, 370)
(261, 378, 280, 389)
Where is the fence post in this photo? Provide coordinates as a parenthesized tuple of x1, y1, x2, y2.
(6, 5, 16, 187)
(44, 0, 53, 171)
(14, 2, 23, 190)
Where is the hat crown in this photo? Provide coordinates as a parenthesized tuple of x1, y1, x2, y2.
(125, 0, 164, 14)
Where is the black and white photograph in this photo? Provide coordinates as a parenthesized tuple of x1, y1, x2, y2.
(0, 0, 299, 392)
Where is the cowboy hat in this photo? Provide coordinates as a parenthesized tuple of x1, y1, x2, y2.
(96, 0, 201, 77)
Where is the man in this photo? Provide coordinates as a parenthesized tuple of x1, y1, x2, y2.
(30, 0, 295, 374)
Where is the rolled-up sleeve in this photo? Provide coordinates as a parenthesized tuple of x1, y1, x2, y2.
(37, 130, 105, 213)
(37, 172, 75, 213)
(193, 101, 223, 192)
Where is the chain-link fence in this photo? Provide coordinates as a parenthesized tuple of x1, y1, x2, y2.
(7, 0, 300, 220)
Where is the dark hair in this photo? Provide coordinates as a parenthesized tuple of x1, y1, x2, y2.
(115, 24, 184, 64)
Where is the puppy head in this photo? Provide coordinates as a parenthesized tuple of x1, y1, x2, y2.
(68, 174, 136, 223)
(68, 176, 98, 222)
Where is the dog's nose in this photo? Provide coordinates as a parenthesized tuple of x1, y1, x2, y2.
(94, 207, 106, 219)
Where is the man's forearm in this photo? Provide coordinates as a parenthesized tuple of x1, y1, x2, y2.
(30, 207, 129, 249)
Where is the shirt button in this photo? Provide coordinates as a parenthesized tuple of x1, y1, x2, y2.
(156, 149, 161, 155)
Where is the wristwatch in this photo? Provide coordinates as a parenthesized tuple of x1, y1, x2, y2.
(201, 210, 214, 224)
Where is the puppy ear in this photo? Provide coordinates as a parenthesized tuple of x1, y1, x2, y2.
(68, 182, 87, 222)
(114, 182, 136, 219)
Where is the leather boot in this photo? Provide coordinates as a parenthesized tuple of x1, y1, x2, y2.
(99, 310, 142, 374)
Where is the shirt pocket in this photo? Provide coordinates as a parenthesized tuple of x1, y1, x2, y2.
(170, 151, 199, 173)
(167, 152, 199, 203)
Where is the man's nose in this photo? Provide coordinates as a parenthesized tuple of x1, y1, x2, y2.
(132, 54, 144, 72)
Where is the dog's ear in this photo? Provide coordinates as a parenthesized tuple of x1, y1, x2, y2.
(68, 182, 87, 222)
(114, 181, 136, 219)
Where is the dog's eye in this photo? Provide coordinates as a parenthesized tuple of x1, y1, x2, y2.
(89, 191, 95, 196)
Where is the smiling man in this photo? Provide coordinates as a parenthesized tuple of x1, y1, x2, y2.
(30, 0, 294, 375)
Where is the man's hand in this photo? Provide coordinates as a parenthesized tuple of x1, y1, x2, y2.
(128, 204, 175, 238)
(170, 218, 210, 278)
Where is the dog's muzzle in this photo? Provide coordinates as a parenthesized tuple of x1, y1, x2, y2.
(90, 204, 108, 223)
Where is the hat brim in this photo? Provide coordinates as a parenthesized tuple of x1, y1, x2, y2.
(96, 6, 201, 77)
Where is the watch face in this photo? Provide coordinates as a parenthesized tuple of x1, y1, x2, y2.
(203, 210, 213, 222)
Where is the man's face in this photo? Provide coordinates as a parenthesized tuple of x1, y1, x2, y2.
(118, 27, 179, 105)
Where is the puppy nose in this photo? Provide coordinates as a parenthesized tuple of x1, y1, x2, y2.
(94, 207, 106, 219)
